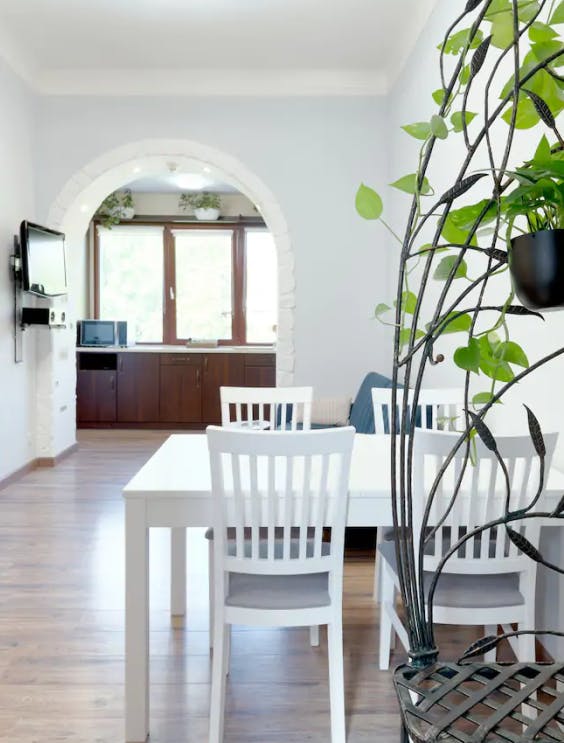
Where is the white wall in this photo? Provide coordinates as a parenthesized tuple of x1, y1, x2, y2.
(0, 58, 37, 479)
(388, 0, 564, 657)
(34, 96, 392, 397)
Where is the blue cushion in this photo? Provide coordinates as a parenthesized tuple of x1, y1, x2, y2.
(349, 372, 425, 434)
(349, 372, 395, 434)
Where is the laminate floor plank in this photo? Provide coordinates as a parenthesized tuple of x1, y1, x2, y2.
(0, 430, 483, 742)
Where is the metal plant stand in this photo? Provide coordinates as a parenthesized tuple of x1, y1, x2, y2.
(385, 0, 564, 739)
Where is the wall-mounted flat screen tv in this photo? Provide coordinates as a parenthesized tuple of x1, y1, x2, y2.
(20, 221, 67, 297)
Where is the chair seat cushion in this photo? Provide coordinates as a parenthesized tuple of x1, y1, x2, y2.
(226, 572, 330, 610)
(378, 541, 524, 610)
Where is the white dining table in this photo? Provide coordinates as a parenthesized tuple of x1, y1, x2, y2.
(122, 432, 564, 743)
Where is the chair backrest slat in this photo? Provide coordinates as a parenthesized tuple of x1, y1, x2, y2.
(412, 430, 558, 576)
(221, 386, 313, 431)
(371, 387, 465, 435)
(207, 426, 355, 580)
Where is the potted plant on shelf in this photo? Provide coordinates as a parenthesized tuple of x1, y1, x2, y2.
(179, 191, 222, 221)
(97, 189, 135, 228)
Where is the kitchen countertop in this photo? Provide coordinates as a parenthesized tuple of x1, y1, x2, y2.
(76, 345, 275, 354)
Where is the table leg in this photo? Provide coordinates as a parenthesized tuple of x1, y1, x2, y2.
(171, 527, 186, 617)
(125, 499, 149, 743)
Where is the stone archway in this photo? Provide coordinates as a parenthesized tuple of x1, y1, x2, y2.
(37, 138, 295, 458)
(47, 138, 295, 385)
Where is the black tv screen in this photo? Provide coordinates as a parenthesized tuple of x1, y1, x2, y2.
(20, 221, 67, 297)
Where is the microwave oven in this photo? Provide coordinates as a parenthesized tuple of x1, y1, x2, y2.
(77, 320, 129, 347)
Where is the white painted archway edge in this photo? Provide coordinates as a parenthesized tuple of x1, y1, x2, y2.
(46, 138, 296, 385)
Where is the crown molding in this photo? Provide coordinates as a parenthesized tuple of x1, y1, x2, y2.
(385, 0, 440, 90)
(35, 67, 388, 96)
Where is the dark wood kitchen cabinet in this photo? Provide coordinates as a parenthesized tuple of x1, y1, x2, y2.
(76, 350, 275, 428)
(201, 353, 245, 424)
(244, 353, 276, 388)
(76, 353, 117, 424)
(117, 353, 160, 423)
(158, 354, 202, 423)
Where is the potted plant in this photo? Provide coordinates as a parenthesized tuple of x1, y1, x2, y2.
(179, 192, 221, 221)
(97, 189, 135, 228)
(504, 142, 564, 308)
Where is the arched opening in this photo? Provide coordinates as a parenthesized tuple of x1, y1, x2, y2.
(40, 139, 296, 456)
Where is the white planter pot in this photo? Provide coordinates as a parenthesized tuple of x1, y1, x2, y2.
(120, 206, 135, 220)
(108, 206, 135, 221)
(194, 207, 220, 221)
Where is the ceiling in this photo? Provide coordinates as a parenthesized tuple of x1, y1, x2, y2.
(125, 172, 238, 194)
(0, 0, 438, 94)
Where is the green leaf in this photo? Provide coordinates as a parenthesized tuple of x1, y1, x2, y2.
(459, 65, 471, 85)
(454, 338, 481, 374)
(531, 40, 564, 67)
(478, 336, 515, 382)
(439, 312, 473, 334)
(399, 327, 425, 350)
(473, 392, 495, 405)
(417, 242, 448, 254)
(355, 183, 383, 220)
(432, 88, 446, 106)
(495, 340, 529, 367)
(433, 255, 468, 280)
(374, 303, 391, 317)
(401, 291, 417, 314)
(528, 21, 558, 42)
(502, 92, 540, 129)
(519, 0, 541, 23)
(450, 110, 477, 132)
(441, 27, 484, 55)
(390, 174, 432, 195)
(431, 114, 449, 139)
(550, 0, 564, 23)
(441, 213, 478, 247)
(402, 122, 431, 140)
(449, 199, 497, 230)
(535, 134, 551, 160)
(490, 11, 515, 48)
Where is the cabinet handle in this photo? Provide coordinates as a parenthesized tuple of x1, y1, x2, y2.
(204, 356, 208, 372)
(196, 369, 200, 387)
(110, 375, 115, 390)
(119, 357, 123, 372)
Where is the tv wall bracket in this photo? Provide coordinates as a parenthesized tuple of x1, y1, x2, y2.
(11, 236, 23, 363)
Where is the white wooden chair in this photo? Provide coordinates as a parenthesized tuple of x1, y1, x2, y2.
(208, 385, 315, 648)
(378, 428, 558, 670)
(220, 385, 313, 430)
(371, 387, 464, 601)
(206, 426, 355, 743)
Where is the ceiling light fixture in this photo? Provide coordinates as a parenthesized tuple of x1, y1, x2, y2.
(172, 173, 212, 191)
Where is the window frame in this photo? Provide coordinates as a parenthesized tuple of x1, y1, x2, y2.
(93, 218, 273, 347)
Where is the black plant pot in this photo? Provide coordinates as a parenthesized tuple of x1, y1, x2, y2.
(509, 229, 564, 310)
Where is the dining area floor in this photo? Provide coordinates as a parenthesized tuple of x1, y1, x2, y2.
(0, 430, 487, 742)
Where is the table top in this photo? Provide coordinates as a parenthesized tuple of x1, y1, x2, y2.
(123, 432, 564, 507)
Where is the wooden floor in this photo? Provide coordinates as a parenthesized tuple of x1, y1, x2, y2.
(0, 430, 482, 742)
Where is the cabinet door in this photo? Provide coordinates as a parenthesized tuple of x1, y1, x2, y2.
(244, 354, 276, 388)
(159, 356, 202, 423)
(202, 354, 245, 424)
(117, 353, 160, 423)
(76, 370, 117, 423)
